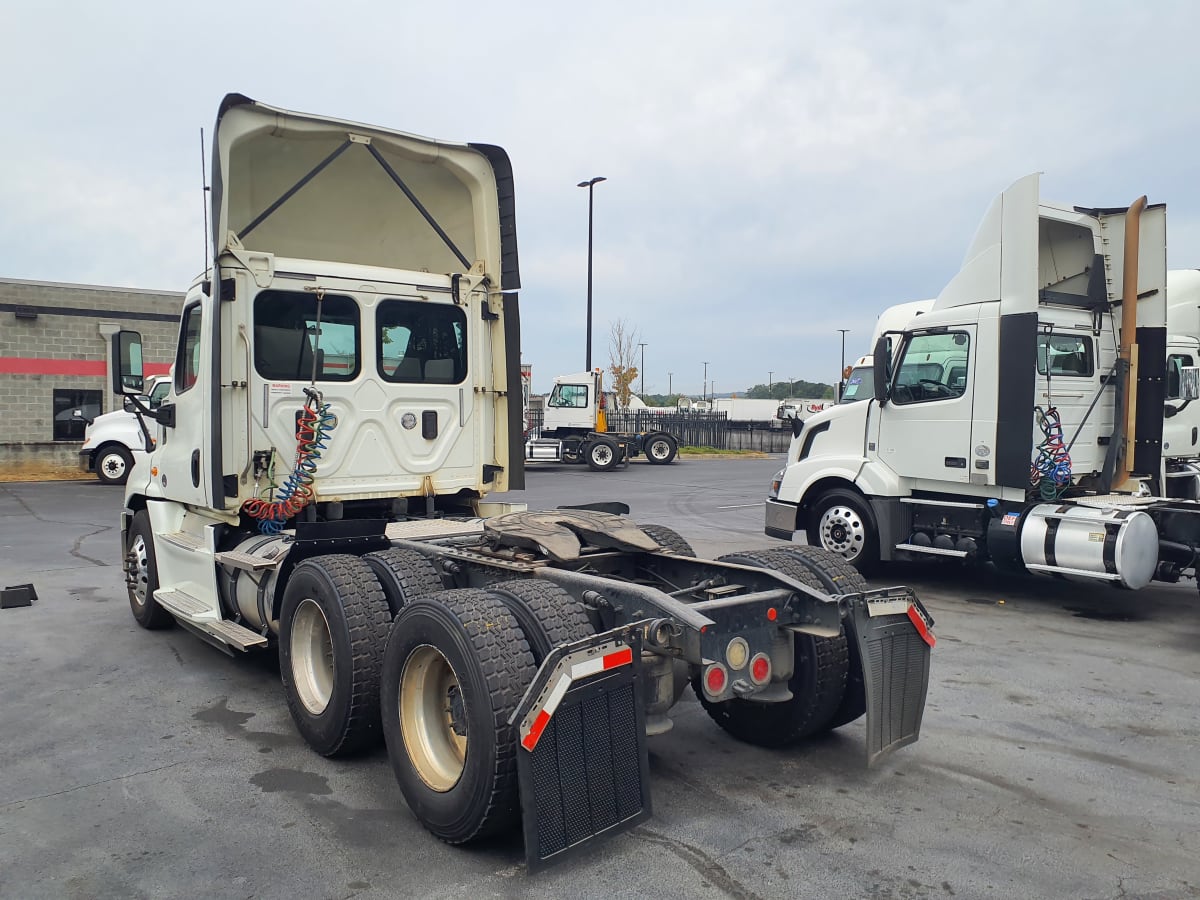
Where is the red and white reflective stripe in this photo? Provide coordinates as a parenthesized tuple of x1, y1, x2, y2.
(907, 605, 936, 648)
(519, 645, 634, 752)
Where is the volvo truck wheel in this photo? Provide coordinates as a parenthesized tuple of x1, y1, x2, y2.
(586, 437, 620, 471)
(97, 445, 133, 485)
(695, 550, 850, 746)
(807, 489, 880, 573)
(760, 545, 868, 730)
(381, 589, 536, 843)
(124, 510, 174, 630)
(644, 433, 678, 465)
(364, 547, 445, 616)
(488, 579, 594, 663)
(639, 523, 696, 556)
(279, 555, 391, 757)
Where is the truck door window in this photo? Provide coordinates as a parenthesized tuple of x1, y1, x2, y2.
(840, 367, 874, 403)
(548, 384, 589, 408)
(891, 331, 970, 405)
(175, 304, 203, 394)
(1037, 333, 1094, 377)
(377, 300, 468, 384)
(254, 291, 360, 381)
(1167, 353, 1194, 399)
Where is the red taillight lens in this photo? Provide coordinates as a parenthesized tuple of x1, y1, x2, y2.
(750, 653, 771, 685)
(704, 664, 727, 696)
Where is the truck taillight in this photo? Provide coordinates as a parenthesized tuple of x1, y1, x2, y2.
(725, 637, 749, 670)
(703, 663, 727, 697)
(749, 653, 771, 685)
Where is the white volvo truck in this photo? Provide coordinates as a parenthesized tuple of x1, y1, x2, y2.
(767, 174, 1200, 591)
(113, 95, 934, 869)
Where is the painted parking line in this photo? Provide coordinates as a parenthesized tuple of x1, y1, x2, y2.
(715, 503, 762, 510)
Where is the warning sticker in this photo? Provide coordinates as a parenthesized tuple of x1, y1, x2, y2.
(1088, 532, 1105, 542)
(1001, 513, 1019, 526)
(269, 382, 292, 396)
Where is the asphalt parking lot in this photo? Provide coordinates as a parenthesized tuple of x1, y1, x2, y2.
(1, 458, 1198, 900)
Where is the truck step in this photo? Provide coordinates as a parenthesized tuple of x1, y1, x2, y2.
(894, 542, 969, 559)
(154, 588, 215, 621)
(159, 531, 207, 552)
(204, 618, 269, 650)
(215, 550, 281, 571)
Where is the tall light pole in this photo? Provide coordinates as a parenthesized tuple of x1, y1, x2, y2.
(668, 372, 673, 395)
(637, 341, 647, 396)
(837, 328, 850, 400)
(702, 361, 709, 404)
(768, 370, 774, 398)
(577, 176, 607, 371)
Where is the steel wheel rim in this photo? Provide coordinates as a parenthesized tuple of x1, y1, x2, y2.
(128, 535, 150, 607)
(819, 504, 866, 560)
(400, 644, 467, 792)
(648, 439, 671, 460)
(102, 452, 127, 479)
(291, 599, 335, 715)
(592, 444, 613, 466)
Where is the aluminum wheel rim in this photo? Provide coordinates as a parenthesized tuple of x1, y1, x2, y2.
(819, 504, 866, 559)
(592, 444, 613, 466)
(291, 599, 335, 716)
(648, 439, 671, 460)
(128, 535, 150, 607)
(101, 451, 127, 480)
(400, 645, 467, 792)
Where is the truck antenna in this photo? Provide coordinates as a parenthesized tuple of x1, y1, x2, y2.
(200, 127, 210, 279)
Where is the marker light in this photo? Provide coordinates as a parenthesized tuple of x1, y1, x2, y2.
(725, 637, 749, 670)
(749, 653, 771, 685)
(704, 664, 728, 696)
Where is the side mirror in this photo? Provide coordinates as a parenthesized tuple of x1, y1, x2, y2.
(111, 330, 144, 395)
(791, 417, 804, 439)
(872, 335, 890, 405)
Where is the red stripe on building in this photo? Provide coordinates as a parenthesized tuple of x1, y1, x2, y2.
(0, 358, 171, 377)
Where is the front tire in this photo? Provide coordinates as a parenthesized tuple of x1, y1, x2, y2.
(96, 445, 133, 485)
(807, 489, 880, 573)
(279, 555, 391, 757)
(124, 509, 173, 630)
(381, 589, 536, 843)
(586, 436, 620, 471)
(644, 433, 678, 465)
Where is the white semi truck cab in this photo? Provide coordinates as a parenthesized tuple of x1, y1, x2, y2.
(768, 174, 1200, 591)
(109, 94, 934, 869)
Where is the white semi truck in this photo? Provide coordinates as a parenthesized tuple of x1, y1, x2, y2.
(767, 174, 1200, 592)
(112, 95, 934, 869)
(77, 376, 171, 484)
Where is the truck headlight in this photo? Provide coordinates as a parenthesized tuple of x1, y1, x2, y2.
(768, 468, 785, 499)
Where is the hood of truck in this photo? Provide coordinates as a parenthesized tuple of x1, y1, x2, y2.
(210, 94, 519, 289)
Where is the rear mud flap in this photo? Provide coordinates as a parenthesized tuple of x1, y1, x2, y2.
(511, 626, 652, 870)
(843, 588, 934, 766)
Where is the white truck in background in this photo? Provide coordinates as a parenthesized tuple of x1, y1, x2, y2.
(767, 174, 1200, 596)
(78, 376, 171, 484)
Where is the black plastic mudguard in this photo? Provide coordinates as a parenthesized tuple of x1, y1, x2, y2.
(842, 587, 935, 766)
(511, 626, 652, 870)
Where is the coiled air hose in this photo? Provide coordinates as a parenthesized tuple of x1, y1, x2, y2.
(1030, 406, 1072, 500)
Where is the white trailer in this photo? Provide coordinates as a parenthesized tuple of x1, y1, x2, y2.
(767, 174, 1200, 593)
(111, 95, 934, 869)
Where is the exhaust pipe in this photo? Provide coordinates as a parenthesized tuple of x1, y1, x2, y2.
(1117, 195, 1148, 489)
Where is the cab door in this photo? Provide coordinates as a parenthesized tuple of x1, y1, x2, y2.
(154, 295, 215, 506)
(875, 325, 978, 484)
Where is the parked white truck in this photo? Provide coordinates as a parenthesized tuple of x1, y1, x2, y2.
(78, 377, 171, 484)
(112, 95, 934, 869)
(767, 174, 1200, 593)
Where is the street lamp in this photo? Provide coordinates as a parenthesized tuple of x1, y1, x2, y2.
(837, 329, 850, 400)
(638, 341, 647, 397)
(668, 372, 673, 395)
(577, 176, 607, 371)
(702, 361, 709, 405)
(768, 370, 774, 397)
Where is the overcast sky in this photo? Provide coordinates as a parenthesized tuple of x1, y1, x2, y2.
(3, 2, 1198, 395)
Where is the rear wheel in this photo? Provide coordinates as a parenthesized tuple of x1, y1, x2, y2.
(695, 549, 849, 746)
(363, 547, 445, 616)
(586, 436, 620, 471)
(279, 555, 391, 757)
(97, 445, 133, 485)
(124, 510, 173, 629)
(638, 523, 696, 556)
(487, 580, 594, 663)
(644, 433, 678, 465)
(381, 589, 536, 843)
(807, 489, 880, 573)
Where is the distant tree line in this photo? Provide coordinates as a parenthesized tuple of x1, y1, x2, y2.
(744, 380, 834, 400)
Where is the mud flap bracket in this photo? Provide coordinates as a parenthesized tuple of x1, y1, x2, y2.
(843, 588, 934, 766)
(512, 625, 652, 870)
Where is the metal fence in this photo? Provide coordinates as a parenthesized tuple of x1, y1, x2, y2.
(526, 408, 792, 453)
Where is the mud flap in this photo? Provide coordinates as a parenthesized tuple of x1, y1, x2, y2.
(511, 626, 652, 870)
(843, 588, 934, 766)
